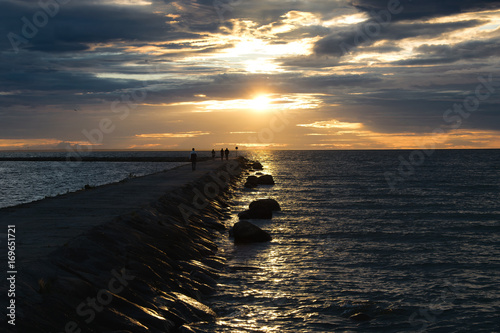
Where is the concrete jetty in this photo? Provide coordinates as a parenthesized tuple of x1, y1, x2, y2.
(0, 158, 247, 332)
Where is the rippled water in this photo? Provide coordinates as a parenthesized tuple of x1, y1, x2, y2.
(1, 150, 498, 332)
(200, 150, 500, 332)
(0, 151, 188, 208)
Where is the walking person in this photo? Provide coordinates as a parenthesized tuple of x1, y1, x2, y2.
(211, 149, 216, 159)
(225, 148, 229, 160)
(220, 148, 224, 161)
(190, 148, 197, 171)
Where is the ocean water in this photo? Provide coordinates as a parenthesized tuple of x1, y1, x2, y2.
(1, 150, 499, 332)
(0, 151, 189, 208)
(199, 150, 500, 332)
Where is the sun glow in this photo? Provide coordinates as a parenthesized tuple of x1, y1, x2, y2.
(250, 95, 272, 111)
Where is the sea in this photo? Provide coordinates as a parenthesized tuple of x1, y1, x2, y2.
(1, 149, 499, 332)
(0, 151, 188, 209)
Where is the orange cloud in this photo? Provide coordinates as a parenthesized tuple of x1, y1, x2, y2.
(135, 131, 210, 138)
(298, 119, 363, 129)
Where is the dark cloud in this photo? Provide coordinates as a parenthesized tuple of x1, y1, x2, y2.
(0, 0, 499, 148)
(314, 20, 484, 56)
(394, 37, 500, 65)
(351, 0, 500, 21)
(0, 0, 219, 54)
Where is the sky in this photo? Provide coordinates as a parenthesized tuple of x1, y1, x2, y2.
(1, 0, 499, 151)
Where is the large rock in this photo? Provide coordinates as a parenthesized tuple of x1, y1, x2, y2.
(249, 199, 281, 212)
(243, 175, 275, 188)
(244, 175, 258, 188)
(251, 162, 264, 170)
(238, 209, 273, 220)
(231, 221, 272, 243)
(257, 175, 275, 185)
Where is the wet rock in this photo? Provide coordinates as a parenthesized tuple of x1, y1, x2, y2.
(238, 209, 273, 220)
(252, 161, 264, 170)
(9, 160, 245, 332)
(203, 218, 226, 231)
(244, 176, 259, 188)
(257, 175, 275, 185)
(249, 198, 281, 212)
(173, 292, 217, 321)
(231, 221, 272, 243)
(201, 256, 226, 270)
(244, 174, 275, 188)
(179, 326, 197, 333)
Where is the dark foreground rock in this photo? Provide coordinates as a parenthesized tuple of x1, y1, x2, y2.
(237, 198, 281, 220)
(244, 175, 259, 188)
(251, 162, 264, 170)
(244, 174, 275, 188)
(230, 221, 272, 243)
(7, 160, 247, 333)
(249, 198, 281, 212)
(256, 174, 275, 185)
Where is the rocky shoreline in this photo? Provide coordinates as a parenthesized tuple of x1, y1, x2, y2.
(2, 157, 257, 333)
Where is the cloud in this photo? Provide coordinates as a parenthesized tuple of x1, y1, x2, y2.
(0, 0, 215, 54)
(297, 119, 363, 129)
(314, 19, 484, 56)
(136, 131, 211, 138)
(395, 37, 500, 65)
(0, 0, 499, 150)
(350, 0, 500, 21)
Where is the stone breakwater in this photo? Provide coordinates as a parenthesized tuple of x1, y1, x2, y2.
(0, 156, 210, 162)
(2, 158, 254, 333)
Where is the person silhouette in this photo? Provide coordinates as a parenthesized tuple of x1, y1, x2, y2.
(211, 149, 216, 159)
(220, 148, 224, 161)
(225, 148, 229, 160)
(190, 148, 197, 171)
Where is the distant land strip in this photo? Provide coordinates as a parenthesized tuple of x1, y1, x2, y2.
(0, 156, 211, 162)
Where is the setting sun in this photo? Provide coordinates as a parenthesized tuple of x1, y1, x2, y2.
(250, 95, 272, 111)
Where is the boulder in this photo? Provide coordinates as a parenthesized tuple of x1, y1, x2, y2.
(249, 199, 281, 212)
(244, 175, 259, 188)
(257, 175, 275, 185)
(244, 174, 275, 187)
(251, 162, 264, 170)
(231, 221, 272, 243)
(238, 208, 273, 220)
